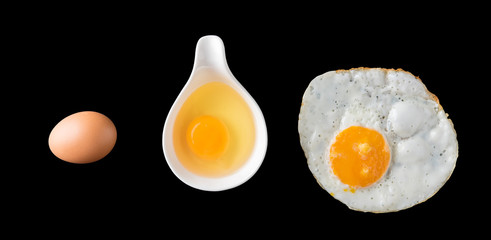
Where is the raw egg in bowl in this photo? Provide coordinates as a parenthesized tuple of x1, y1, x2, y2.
(162, 35, 267, 191)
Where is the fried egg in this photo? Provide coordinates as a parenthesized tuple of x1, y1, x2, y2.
(298, 68, 458, 213)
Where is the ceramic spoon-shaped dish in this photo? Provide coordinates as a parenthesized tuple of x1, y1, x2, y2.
(162, 35, 268, 191)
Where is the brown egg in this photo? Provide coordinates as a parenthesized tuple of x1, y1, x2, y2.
(48, 111, 117, 164)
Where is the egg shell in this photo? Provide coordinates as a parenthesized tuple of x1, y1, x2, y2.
(49, 111, 117, 164)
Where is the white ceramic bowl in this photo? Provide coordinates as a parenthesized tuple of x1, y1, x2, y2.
(162, 35, 268, 191)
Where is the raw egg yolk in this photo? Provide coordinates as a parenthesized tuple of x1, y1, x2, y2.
(186, 115, 230, 160)
(329, 126, 391, 188)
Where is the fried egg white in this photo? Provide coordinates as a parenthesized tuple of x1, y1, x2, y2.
(298, 68, 458, 213)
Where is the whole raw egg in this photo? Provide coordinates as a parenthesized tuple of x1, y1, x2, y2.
(48, 111, 117, 164)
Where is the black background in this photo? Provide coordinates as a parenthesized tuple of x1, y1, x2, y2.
(12, 3, 486, 236)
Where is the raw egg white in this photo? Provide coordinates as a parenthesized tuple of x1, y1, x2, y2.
(172, 69, 256, 177)
(49, 111, 117, 164)
(298, 68, 458, 213)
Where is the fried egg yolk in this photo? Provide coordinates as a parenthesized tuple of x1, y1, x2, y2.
(186, 115, 230, 160)
(329, 126, 391, 189)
